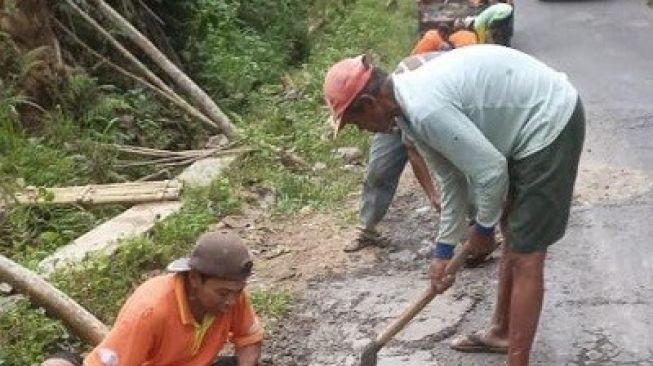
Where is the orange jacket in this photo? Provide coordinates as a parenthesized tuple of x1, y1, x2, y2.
(411, 30, 449, 55)
(449, 30, 478, 48)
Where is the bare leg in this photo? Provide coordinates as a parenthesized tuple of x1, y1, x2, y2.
(451, 217, 513, 350)
(489, 243, 513, 339)
(507, 250, 546, 366)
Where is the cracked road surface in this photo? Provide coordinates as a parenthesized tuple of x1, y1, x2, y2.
(265, 0, 653, 364)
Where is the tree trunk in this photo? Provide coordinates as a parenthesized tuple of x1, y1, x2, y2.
(0, 255, 108, 346)
(89, 0, 237, 138)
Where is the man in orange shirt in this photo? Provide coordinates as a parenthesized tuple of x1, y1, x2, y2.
(411, 25, 453, 55)
(449, 20, 478, 48)
(41, 231, 263, 366)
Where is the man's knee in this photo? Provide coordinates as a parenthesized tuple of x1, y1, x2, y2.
(364, 168, 390, 189)
(510, 250, 546, 274)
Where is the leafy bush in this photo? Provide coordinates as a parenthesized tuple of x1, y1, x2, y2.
(181, 0, 310, 109)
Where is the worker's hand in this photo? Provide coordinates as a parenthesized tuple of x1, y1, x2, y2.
(428, 258, 455, 294)
(466, 225, 496, 258)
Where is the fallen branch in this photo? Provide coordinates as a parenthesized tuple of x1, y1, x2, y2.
(89, 0, 237, 138)
(136, 168, 172, 182)
(107, 144, 226, 158)
(116, 155, 194, 168)
(156, 148, 254, 168)
(0, 255, 108, 346)
(62, 0, 220, 132)
(110, 146, 254, 168)
(99, 143, 254, 169)
(261, 142, 310, 171)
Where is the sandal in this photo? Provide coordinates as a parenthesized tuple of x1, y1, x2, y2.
(343, 227, 389, 252)
(451, 332, 508, 354)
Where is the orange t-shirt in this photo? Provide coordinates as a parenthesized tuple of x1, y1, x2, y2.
(449, 30, 478, 48)
(411, 30, 447, 55)
(84, 274, 263, 366)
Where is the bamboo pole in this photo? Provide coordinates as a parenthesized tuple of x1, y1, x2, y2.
(62, 0, 221, 132)
(12, 180, 182, 205)
(0, 255, 109, 346)
(54, 19, 219, 131)
(88, 0, 237, 138)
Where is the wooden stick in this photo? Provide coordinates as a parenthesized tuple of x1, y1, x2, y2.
(115, 148, 252, 168)
(136, 168, 172, 182)
(107, 144, 221, 158)
(116, 155, 189, 167)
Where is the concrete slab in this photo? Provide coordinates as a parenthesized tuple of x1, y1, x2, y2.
(38, 201, 181, 274)
(177, 156, 236, 186)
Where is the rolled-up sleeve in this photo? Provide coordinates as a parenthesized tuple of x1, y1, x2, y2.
(413, 106, 508, 230)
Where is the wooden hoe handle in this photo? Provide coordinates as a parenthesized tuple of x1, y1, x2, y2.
(374, 246, 470, 346)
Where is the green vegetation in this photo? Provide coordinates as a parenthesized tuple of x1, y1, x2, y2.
(0, 0, 418, 364)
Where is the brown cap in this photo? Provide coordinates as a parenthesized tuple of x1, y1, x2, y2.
(167, 231, 253, 281)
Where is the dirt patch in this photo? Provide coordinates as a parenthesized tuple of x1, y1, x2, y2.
(231, 158, 653, 365)
(251, 171, 485, 365)
(574, 160, 652, 206)
(211, 203, 378, 292)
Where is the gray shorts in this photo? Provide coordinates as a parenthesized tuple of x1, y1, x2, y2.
(506, 97, 585, 253)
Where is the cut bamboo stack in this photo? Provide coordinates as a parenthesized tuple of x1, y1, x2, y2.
(12, 180, 182, 206)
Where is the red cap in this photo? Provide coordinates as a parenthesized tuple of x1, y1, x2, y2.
(323, 55, 373, 135)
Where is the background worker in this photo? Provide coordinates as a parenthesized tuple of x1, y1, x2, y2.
(411, 25, 453, 55)
(349, 24, 489, 254)
(323, 45, 584, 365)
(348, 28, 481, 253)
(471, 2, 514, 45)
(41, 232, 263, 366)
(450, 19, 479, 48)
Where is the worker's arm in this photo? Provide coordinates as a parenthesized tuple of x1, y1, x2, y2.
(414, 106, 507, 232)
(405, 142, 440, 211)
(83, 300, 156, 366)
(411, 30, 443, 55)
(414, 107, 507, 292)
(230, 293, 265, 366)
(236, 342, 262, 366)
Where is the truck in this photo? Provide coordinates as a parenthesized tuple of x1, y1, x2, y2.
(417, 0, 514, 46)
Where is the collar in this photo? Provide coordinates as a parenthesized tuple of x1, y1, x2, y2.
(174, 274, 196, 326)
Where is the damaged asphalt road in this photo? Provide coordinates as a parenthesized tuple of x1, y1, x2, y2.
(265, 0, 653, 365)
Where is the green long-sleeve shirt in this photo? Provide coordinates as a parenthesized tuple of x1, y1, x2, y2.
(392, 45, 578, 245)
